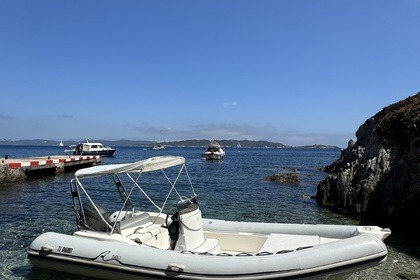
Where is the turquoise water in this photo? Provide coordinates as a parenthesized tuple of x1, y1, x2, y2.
(0, 146, 418, 279)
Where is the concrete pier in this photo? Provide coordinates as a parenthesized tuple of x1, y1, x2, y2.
(0, 155, 101, 183)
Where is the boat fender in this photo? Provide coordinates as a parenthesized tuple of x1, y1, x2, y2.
(41, 245, 55, 252)
(168, 212, 180, 250)
(167, 263, 185, 272)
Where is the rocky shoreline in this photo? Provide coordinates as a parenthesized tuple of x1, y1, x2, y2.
(316, 93, 420, 231)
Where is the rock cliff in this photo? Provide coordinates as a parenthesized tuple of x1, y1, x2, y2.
(316, 93, 420, 229)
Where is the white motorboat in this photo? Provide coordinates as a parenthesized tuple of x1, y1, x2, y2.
(64, 138, 116, 157)
(27, 156, 390, 280)
(201, 140, 225, 160)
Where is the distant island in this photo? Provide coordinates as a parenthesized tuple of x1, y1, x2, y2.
(0, 138, 340, 149)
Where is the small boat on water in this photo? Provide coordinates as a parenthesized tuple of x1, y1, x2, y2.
(64, 138, 116, 157)
(152, 143, 165, 150)
(152, 131, 166, 150)
(201, 140, 225, 160)
(27, 156, 390, 280)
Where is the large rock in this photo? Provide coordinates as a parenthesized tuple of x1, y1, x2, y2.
(316, 93, 420, 228)
(0, 165, 26, 184)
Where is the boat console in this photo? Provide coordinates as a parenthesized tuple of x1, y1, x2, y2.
(169, 195, 220, 254)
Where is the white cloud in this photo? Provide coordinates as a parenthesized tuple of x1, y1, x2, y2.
(223, 101, 238, 108)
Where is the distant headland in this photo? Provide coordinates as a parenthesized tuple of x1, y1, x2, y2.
(0, 139, 340, 149)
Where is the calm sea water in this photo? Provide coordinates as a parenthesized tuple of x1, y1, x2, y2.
(0, 145, 418, 280)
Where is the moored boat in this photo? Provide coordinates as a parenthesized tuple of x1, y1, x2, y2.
(64, 138, 116, 157)
(152, 143, 165, 150)
(201, 140, 225, 160)
(27, 156, 390, 280)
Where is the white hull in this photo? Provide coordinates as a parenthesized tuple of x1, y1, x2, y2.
(152, 146, 165, 150)
(201, 152, 224, 160)
(28, 220, 388, 280)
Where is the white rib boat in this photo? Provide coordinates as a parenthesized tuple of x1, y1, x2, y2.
(27, 156, 391, 280)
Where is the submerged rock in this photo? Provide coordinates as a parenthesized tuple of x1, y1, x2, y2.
(316, 93, 420, 229)
(265, 171, 300, 184)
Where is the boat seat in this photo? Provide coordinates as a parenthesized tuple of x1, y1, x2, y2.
(135, 224, 166, 243)
(116, 212, 153, 236)
(259, 233, 320, 253)
(191, 238, 220, 254)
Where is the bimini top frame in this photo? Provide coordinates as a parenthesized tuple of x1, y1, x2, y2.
(70, 156, 195, 233)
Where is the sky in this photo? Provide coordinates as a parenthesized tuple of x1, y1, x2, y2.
(0, 1, 419, 148)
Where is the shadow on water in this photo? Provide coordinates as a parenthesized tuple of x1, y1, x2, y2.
(386, 230, 420, 260)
